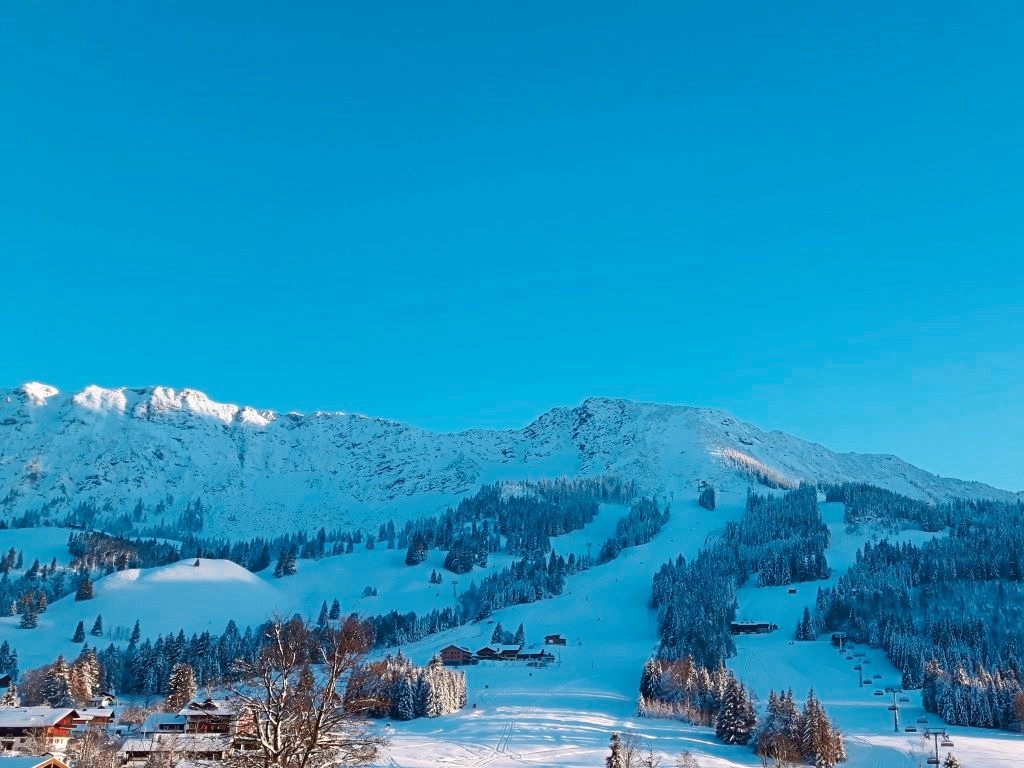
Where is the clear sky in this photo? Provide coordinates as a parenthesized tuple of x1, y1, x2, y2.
(2, 2, 1022, 490)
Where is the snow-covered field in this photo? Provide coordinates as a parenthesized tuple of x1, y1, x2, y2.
(0, 496, 1019, 766)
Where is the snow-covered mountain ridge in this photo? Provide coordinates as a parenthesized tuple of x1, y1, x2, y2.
(0, 383, 1016, 538)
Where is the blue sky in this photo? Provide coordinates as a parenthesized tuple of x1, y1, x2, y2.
(2, 2, 1022, 490)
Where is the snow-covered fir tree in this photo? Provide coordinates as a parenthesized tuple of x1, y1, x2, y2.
(70, 648, 102, 703)
(714, 673, 756, 745)
(75, 574, 94, 601)
(606, 732, 624, 768)
(42, 655, 75, 707)
(404, 534, 428, 566)
(165, 662, 197, 711)
(0, 684, 19, 707)
(796, 606, 815, 641)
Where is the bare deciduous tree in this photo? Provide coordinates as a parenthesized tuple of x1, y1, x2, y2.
(226, 615, 385, 768)
(66, 724, 121, 768)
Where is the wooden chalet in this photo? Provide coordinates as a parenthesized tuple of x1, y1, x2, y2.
(85, 692, 116, 708)
(730, 621, 778, 635)
(476, 644, 520, 661)
(73, 707, 115, 726)
(544, 634, 567, 646)
(178, 699, 237, 734)
(439, 645, 474, 666)
(0, 707, 77, 755)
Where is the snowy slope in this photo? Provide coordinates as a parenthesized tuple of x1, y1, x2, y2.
(0, 503, 1019, 765)
(0, 383, 1017, 539)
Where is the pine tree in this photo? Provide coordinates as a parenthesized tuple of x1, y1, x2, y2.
(800, 689, 844, 768)
(0, 643, 18, 681)
(70, 649, 102, 703)
(72, 621, 86, 643)
(796, 606, 815, 641)
(273, 547, 298, 577)
(42, 655, 75, 707)
(328, 598, 341, 620)
(317, 601, 329, 628)
(639, 658, 663, 701)
(391, 674, 415, 721)
(698, 484, 716, 511)
(19, 609, 37, 629)
(0, 684, 19, 707)
(76, 574, 94, 601)
(491, 623, 504, 644)
(942, 754, 962, 768)
(166, 662, 197, 711)
(91, 615, 104, 637)
(513, 623, 526, 646)
(130, 620, 141, 644)
(715, 674, 755, 745)
(405, 534, 428, 566)
(606, 732, 624, 768)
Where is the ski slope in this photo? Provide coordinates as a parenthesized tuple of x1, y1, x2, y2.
(0, 497, 1020, 766)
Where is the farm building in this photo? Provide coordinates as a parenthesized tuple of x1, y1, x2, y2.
(476, 645, 521, 660)
(544, 634, 567, 645)
(439, 645, 475, 666)
(730, 621, 778, 635)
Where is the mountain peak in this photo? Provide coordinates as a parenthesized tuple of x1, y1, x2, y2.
(18, 381, 60, 404)
(0, 382, 1017, 538)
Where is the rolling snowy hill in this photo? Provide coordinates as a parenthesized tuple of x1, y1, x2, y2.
(1, 383, 1017, 538)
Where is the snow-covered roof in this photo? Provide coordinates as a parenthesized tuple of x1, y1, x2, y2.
(140, 713, 186, 733)
(0, 757, 68, 768)
(0, 707, 76, 727)
(74, 708, 115, 721)
(477, 644, 521, 654)
(179, 699, 235, 717)
(122, 734, 231, 753)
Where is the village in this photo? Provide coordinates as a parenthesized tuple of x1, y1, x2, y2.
(0, 693, 254, 768)
(0, 636, 570, 768)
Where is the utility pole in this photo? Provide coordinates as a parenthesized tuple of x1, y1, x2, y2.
(452, 579, 458, 601)
(922, 728, 953, 765)
(854, 663, 863, 687)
